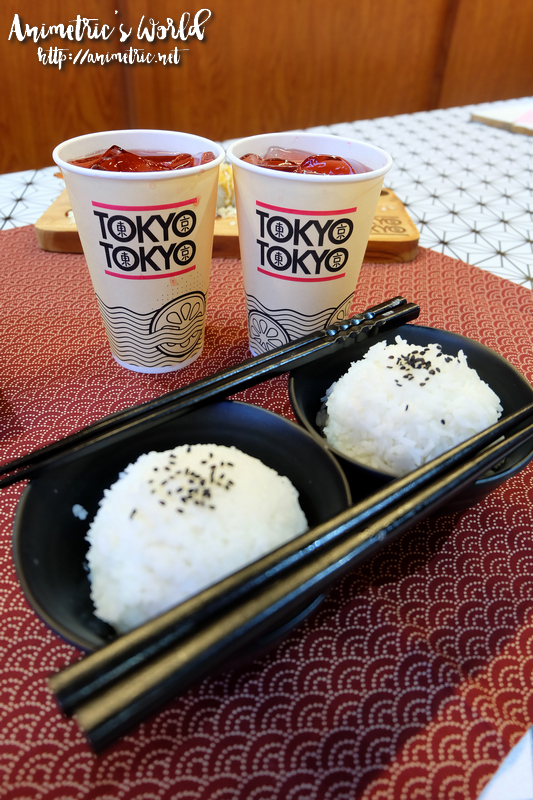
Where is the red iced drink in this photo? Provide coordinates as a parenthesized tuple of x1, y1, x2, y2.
(69, 145, 216, 173)
(240, 147, 371, 175)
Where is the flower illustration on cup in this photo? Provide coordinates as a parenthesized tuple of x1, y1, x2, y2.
(151, 291, 206, 359)
(248, 311, 290, 353)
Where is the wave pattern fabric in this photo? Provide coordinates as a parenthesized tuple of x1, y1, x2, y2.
(1, 226, 533, 799)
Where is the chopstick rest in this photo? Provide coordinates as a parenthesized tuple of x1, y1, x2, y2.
(48, 401, 533, 751)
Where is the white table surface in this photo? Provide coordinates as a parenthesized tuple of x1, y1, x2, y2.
(1, 98, 533, 799)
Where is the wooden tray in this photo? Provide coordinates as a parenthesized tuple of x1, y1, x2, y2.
(35, 187, 419, 263)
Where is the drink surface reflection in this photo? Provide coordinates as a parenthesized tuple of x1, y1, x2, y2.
(69, 145, 216, 172)
(241, 147, 371, 175)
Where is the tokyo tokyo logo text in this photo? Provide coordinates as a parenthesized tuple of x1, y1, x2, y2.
(93, 202, 197, 278)
(255, 203, 355, 281)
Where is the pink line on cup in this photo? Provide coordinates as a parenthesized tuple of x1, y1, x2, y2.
(92, 198, 198, 211)
(257, 267, 345, 282)
(104, 265, 196, 280)
(256, 200, 357, 216)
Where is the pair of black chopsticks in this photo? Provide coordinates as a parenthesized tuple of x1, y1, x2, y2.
(0, 296, 418, 487)
(7, 293, 533, 751)
(48, 397, 533, 752)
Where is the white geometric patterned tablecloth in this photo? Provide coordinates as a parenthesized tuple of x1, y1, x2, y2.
(2, 98, 531, 288)
(311, 98, 533, 290)
(0, 98, 533, 287)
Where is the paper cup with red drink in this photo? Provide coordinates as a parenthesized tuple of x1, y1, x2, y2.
(226, 132, 392, 355)
(53, 129, 224, 373)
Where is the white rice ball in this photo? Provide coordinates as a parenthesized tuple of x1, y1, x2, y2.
(322, 336, 503, 477)
(85, 443, 308, 633)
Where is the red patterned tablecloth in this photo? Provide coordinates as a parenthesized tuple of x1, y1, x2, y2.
(1, 225, 533, 800)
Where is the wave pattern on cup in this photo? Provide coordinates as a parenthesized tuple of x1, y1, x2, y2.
(96, 291, 205, 369)
(246, 292, 354, 355)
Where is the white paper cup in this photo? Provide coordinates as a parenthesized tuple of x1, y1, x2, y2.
(226, 132, 392, 355)
(54, 130, 225, 373)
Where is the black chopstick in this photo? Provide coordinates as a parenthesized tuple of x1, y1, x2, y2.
(49, 401, 533, 748)
(69, 413, 533, 752)
(0, 297, 419, 488)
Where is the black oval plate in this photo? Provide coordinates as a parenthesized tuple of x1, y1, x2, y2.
(289, 324, 533, 510)
(12, 400, 351, 653)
